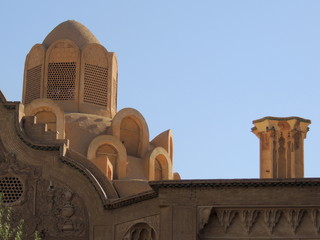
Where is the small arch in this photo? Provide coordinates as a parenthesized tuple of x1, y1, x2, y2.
(24, 99, 65, 139)
(111, 108, 149, 158)
(154, 154, 169, 180)
(34, 111, 57, 131)
(120, 117, 140, 156)
(123, 222, 156, 240)
(90, 156, 114, 180)
(95, 144, 117, 179)
(87, 135, 127, 179)
(150, 129, 174, 163)
(146, 146, 172, 180)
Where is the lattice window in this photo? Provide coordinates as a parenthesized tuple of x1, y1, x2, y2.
(25, 65, 42, 104)
(0, 176, 23, 204)
(47, 62, 76, 100)
(84, 63, 108, 106)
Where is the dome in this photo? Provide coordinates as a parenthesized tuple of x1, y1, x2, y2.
(42, 20, 101, 49)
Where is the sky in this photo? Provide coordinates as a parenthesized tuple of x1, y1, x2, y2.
(0, 1, 320, 179)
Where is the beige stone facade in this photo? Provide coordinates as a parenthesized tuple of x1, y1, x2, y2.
(0, 20, 319, 239)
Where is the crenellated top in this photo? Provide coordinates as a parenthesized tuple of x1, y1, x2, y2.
(22, 20, 118, 118)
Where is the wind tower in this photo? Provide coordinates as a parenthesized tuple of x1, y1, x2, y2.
(252, 117, 310, 178)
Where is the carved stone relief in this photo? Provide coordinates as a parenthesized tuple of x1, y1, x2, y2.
(35, 179, 88, 238)
(263, 209, 281, 234)
(311, 209, 320, 233)
(0, 140, 88, 239)
(215, 209, 237, 232)
(197, 206, 213, 232)
(115, 215, 159, 240)
(239, 209, 259, 233)
(122, 223, 156, 240)
(198, 207, 320, 239)
(285, 209, 305, 233)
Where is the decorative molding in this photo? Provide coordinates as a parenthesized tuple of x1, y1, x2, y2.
(239, 209, 259, 233)
(253, 116, 311, 124)
(198, 207, 320, 238)
(197, 206, 213, 232)
(150, 178, 320, 190)
(115, 215, 159, 240)
(215, 209, 237, 232)
(311, 209, 320, 233)
(263, 209, 281, 234)
(285, 209, 305, 233)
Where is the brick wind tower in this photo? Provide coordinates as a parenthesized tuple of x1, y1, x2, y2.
(252, 117, 311, 178)
(20, 20, 178, 181)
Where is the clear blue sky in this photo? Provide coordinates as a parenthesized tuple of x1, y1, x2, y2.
(1, 1, 320, 179)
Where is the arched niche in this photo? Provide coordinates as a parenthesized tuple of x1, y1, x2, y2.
(34, 111, 56, 132)
(120, 117, 140, 156)
(111, 108, 149, 158)
(80, 43, 109, 108)
(45, 39, 80, 102)
(146, 146, 172, 180)
(24, 98, 65, 139)
(90, 156, 114, 180)
(155, 155, 167, 180)
(151, 129, 174, 163)
(123, 222, 156, 240)
(87, 135, 127, 179)
(23, 44, 45, 104)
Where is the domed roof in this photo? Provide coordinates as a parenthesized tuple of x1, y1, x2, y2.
(42, 20, 101, 49)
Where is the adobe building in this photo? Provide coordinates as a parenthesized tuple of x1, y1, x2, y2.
(0, 20, 320, 239)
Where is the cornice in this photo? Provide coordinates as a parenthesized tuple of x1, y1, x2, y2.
(149, 178, 320, 192)
(253, 116, 311, 124)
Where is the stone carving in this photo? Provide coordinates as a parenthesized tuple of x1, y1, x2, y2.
(284, 209, 305, 233)
(116, 215, 159, 240)
(199, 207, 319, 238)
(311, 209, 320, 233)
(122, 222, 156, 240)
(239, 209, 259, 233)
(215, 209, 237, 232)
(263, 209, 282, 234)
(36, 180, 88, 238)
(0, 138, 88, 239)
(197, 206, 213, 232)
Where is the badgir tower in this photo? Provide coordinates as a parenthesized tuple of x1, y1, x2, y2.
(0, 20, 320, 239)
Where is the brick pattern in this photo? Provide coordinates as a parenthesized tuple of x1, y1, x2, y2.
(25, 65, 41, 104)
(84, 63, 108, 106)
(47, 62, 76, 100)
